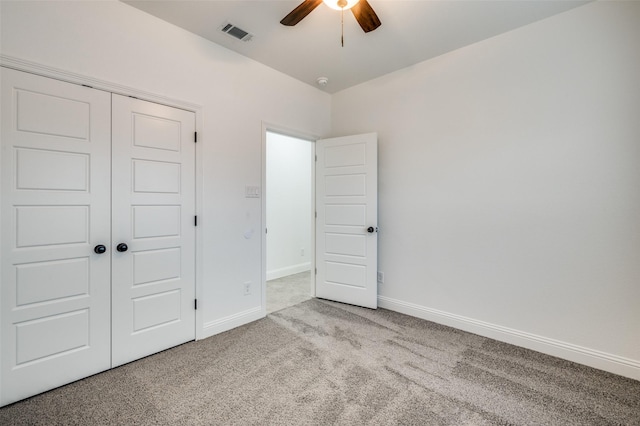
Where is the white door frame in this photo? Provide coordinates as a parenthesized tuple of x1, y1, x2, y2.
(261, 122, 320, 317)
(0, 55, 206, 340)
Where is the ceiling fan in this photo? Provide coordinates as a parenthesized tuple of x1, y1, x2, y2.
(281, 0, 382, 38)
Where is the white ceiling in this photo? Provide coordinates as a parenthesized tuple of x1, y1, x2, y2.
(124, 0, 588, 93)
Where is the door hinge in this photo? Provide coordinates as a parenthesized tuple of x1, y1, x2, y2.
(194, 131, 198, 143)
(315, 211, 317, 219)
(194, 215, 198, 226)
(315, 155, 317, 161)
(265, 228, 268, 234)
(194, 299, 198, 310)
(315, 268, 317, 275)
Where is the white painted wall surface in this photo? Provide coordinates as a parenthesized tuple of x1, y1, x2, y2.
(0, 1, 330, 336)
(331, 2, 640, 378)
(266, 132, 312, 280)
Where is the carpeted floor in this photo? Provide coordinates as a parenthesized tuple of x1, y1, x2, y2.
(267, 271, 312, 314)
(1, 299, 638, 425)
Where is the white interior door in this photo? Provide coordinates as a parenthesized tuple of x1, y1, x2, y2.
(315, 133, 378, 309)
(111, 95, 196, 367)
(0, 68, 112, 405)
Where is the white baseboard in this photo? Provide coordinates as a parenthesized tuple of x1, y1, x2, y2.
(378, 296, 640, 381)
(266, 263, 311, 281)
(200, 306, 264, 340)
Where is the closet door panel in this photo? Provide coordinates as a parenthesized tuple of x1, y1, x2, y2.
(1, 68, 112, 406)
(111, 95, 196, 367)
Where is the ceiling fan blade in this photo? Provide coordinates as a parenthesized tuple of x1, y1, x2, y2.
(280, 0, 324, 26)
(351, 0, 381, 33)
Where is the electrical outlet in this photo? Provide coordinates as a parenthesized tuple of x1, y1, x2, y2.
(243, 281, 251, 295)
(377, 271, 384, 284)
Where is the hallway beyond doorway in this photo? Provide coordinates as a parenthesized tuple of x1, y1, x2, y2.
(266, 272, 311, 314)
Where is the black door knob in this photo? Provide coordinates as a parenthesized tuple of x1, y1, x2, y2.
(367, 226, 375, 233)
(94, 244, 107, 254)
(116, 243, 128, 252)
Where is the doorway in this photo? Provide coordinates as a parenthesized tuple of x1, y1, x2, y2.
(265, 131, 314, 313)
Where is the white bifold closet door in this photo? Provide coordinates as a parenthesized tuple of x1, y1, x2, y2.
(1, 68, 196, 406)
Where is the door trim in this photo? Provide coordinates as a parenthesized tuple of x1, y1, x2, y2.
(0, 55, 206, 340)
(1, 55, 201, 111)
(261, 122, 320, 317)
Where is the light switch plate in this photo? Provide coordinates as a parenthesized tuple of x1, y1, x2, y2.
(245, 185, 260, 198)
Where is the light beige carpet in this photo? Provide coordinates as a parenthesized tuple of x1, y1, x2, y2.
(1, 299, 638, 425)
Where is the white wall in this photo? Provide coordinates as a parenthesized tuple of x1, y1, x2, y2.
(331, 1, 640, 379)
(0, 0, 331, 335)
(266, 132, 312, 280)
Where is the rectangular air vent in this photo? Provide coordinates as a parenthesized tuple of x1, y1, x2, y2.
(220, 22, 253, 42)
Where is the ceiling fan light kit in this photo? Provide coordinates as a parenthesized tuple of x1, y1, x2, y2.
(280, 0, 381, 44)
(323, 0, 360, 11)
